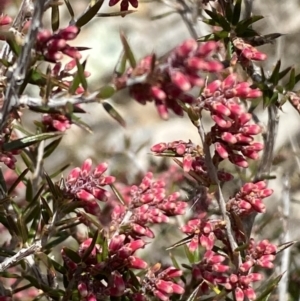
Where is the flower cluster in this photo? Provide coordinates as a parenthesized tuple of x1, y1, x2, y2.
(36, 26, 81, 62)
(233, 38, 267, 62)
(199, 73, 263, 168)
(223, 271, 263, 301)
(62, 236, 147, 300)
(62, 158, 115, 215)
(227, 181, 273, 216)
(110, 172, 188, 238)
(140, 263, 184, 301)
(192, 250, 229, 293)
(114, 39, 223, 119)
(0, 127, 20, 169)
(181, 218, 224, 251)
(42, 113, 72, 132)
(151, 140, 233, 183)
(243, 238, 277, 270)
(109, 0, 138, 11)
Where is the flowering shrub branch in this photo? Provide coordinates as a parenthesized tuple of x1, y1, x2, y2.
(0, 0, 297, 300)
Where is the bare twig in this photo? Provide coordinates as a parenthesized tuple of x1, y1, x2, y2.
(0, 0, 47, 131)
(0, 242, 41, 272)
(19, 91, 100, 108)
(278, 173, 291, 301)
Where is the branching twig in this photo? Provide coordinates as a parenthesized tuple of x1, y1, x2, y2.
(0, 242, 41, 272)
(0, 0, 46, 131)
(19, 91, 100, 108)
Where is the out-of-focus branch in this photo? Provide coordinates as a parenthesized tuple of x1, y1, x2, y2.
(19, 91, 100, 108)
(0, 0, 46, 131)
(243, 0, 254, 20)
(278, 173, 291, 301)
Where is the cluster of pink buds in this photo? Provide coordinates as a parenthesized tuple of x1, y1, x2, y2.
(62, 235, 147, 300)
(199, 73, 263, 168)
(114, 39, 223, 119)
(138, 263, 184, 301)
(42, 113, 72, 132)
(192, 250, 229, 293)
(227, 181, 273, 216)
(50, 59, 91, 95)
(0, 128, 20, 169)
(110, 172, 187, 238)
(151, 140, 233, 183)
(243, 238, 277, 270)
(233, 38, 267, 62)
(36, 26, 81, 62)
(109, 0, 138, 11)
(181, 218, 224, 251)
(62, 158, 115, 215)
(223, 270, 263, 301)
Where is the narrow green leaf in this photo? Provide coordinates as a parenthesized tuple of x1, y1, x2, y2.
(0, 168, 7, 195)
(3, 133, 62, 152)
(110, 184, 125, 205)
(224, 1, 233, 23)
(236, 15, 264, 35)
(76, 58, 88, 91)
(43, 137, 62, 159)
(232, 0, 242, 25)
(44, 172, 60, 199)
(97, 85, 115, 99)
(97, 10, 136, 17)
(255, 274, 283, 301)
(7, 215, 20, 237)
(114, 50, 127, 75)
(102, 101, 126, 127)
(294, 73, 300, 87)
(51, 4, 60, 32)
(120, 32, 136, 68)
(43, 232, 70, 251)
(17, 216, 28, 243)
(278, 66, 292, 81)
(76, 0, 104, 28)
(70, 113, 92, 133)
(36, 252, 56, 272)
(8, 168, 29, 196)
(64, 0, 75, 20)
(49, 163, 70, 178)
(62, 247, 81, 263)
(269, 60, 281, 85)
(69, 59, 87, 94)
(204, 9, 231, 31)
(287, 68, 296, 90)
(41, 196, 53, 219)
(81, 231, 99, 262)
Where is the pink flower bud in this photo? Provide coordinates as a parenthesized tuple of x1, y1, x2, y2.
(58, 26, 79, 40)
(198, 41, 218, 56)
(223, 73, 237, 89)
(93, 162, 108, 177)
(212, 102, 231, 116)
(215, 142, 229, 159)
(151, 86, 166, 101)
(176, 39, 197, 57)
(170, 71, 191, 92)
(81, 158, 92, 176)
(151, 142, 167, 153)
(221, 132, 237, 144)
(128, 256, 148, 269)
